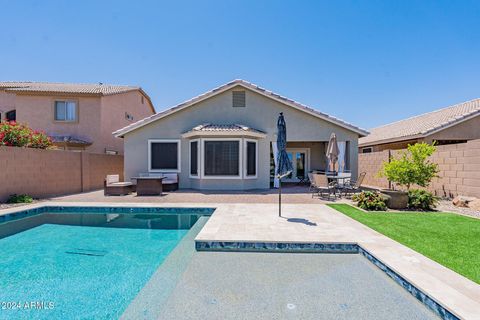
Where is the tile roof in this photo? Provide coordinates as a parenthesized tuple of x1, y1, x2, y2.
(114, 79, 369, 137)
(359, 98, 480, 146)
(50, 135, 92, 145)
(0, 81, 140, 96)
(185, 123, 266, 134)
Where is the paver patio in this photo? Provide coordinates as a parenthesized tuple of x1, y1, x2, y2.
(49, 186, 350, 204)
(1, 198, 479, 319)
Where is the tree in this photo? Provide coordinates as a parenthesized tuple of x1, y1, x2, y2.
(379, 142, 439, 190)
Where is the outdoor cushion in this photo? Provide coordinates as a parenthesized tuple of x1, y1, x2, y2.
(109, 182, 133, 187)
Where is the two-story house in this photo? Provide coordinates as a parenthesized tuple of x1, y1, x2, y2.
(0, 81, 155, 154)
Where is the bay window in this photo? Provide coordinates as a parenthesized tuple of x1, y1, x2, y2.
(245, 140, 257, 178)
(204, 140, 240, 177)
(190, 140, 199, 177)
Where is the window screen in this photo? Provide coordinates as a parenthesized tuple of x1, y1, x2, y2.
(204, 141, 239, 176)
(150, 142, 178, 170)
(246, 141, 256, 176)
(190, 141, 198, 175)
(232, 91, 246, 107)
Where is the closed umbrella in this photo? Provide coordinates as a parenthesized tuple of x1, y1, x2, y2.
(326, 133, 339, 173)
(276, 112, 293, 217)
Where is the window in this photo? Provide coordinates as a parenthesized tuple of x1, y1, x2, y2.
(5, 110, 16, 122)
(245, 140, 257, 178)
(204, 140, 240, 177)
(362, 147, 372, 154)
(148, 139, 180, 172)
(232, 91, 246, 107)
(190, 140, 199, 177)
(55, 101, 76, 121)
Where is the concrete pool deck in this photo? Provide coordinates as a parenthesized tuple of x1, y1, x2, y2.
(1, 201, 479, 319)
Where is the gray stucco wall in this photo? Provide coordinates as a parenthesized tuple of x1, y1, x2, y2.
(123, 86, 361, 190)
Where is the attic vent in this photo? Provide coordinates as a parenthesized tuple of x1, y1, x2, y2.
(232, 91, 246, 108)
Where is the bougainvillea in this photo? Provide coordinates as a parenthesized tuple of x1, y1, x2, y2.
(0, 121, 52, 149)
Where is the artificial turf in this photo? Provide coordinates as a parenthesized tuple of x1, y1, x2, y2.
(328, 203, 480, 284)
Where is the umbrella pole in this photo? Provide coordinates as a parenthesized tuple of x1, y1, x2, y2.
(278, 178, 282, 217)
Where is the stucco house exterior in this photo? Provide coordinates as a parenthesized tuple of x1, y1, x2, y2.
(359, 98, 480, 153)
(114, 80, 368, 190)
(0, 81, 155, 154)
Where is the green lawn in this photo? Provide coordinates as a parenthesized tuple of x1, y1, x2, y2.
(328, 204, 480, 284)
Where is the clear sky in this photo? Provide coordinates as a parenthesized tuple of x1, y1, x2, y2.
(1, 0, 479, 129)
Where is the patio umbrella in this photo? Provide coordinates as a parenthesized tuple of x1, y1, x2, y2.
(326, 133, 339, 173)
(276, 112, 293, 217)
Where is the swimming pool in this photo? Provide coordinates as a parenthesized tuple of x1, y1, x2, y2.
(0, 206, 214, 320)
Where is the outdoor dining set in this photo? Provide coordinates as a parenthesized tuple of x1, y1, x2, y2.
(307, 171, 366, 200)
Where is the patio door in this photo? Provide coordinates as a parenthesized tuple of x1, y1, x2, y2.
(284, 148, 309, 182)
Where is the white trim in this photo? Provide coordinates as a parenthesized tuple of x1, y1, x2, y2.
(113, 80, 369, 137)
(189, 139, 200, 179)
(148, 139, 181, 173)
(244, 139, 258, 179)
(200, 138, 243, 179)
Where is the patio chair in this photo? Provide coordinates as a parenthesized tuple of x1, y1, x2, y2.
(104, 174, 133, 196)
(312, 174, 337, 200)
(342, 172, 366, 197)
(308, 172, 315, 193)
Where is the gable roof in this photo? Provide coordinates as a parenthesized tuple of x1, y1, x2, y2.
(113, 79, 368, 137)
(359, 98, 480, 147)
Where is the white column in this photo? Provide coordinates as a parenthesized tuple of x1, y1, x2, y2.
(338, 141, 346, 172)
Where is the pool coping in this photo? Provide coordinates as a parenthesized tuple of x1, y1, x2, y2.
(195, 240, 458, 320)
(1, 202, 479, 320)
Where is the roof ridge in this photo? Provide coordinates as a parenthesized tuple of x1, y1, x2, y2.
(0, 80, 138, 88)
(370, 97, 480, 131)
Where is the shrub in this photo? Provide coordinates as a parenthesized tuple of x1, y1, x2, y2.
(352, 191, 387, 211)
(379, 142, 439, 190)
(0, 121, 52, 149)
(408, 189, 438, 211)
(7, 194, 34, 204)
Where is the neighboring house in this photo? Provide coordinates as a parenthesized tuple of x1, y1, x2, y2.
(114, 79, 368, 190)
(0, 81, 155, 154)
(359, 98, 480, 153)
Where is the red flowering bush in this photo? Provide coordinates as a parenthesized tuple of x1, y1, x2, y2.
(0, 121, 52, 149)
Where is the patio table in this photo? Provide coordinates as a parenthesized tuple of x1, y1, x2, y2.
(327, 174, 351, 197)
(131, 176, 165, 196)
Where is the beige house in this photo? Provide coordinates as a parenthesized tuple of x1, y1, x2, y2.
(359, 98, 480, 153)
(0, 81, 155, 154)
(114, 80, 368, 190)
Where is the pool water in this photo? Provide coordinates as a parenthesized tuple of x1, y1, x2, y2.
(0, 209, 209, 320)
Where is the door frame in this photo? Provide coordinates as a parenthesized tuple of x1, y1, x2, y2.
(284, 148, 310, 182)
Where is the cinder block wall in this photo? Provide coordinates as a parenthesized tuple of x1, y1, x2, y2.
(358, 139, 480, 198)
(0, 147, 123, 202)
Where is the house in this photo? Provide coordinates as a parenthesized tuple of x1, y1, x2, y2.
(114, 79, 368, 190)
(0, 81, 155, 154)
(359, 98, 480, 153)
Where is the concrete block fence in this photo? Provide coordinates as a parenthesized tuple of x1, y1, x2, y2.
(0, 147, 123, 202)
(358, 139, 480, 199)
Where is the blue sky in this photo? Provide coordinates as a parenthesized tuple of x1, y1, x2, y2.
(1, 0, 479, 129)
